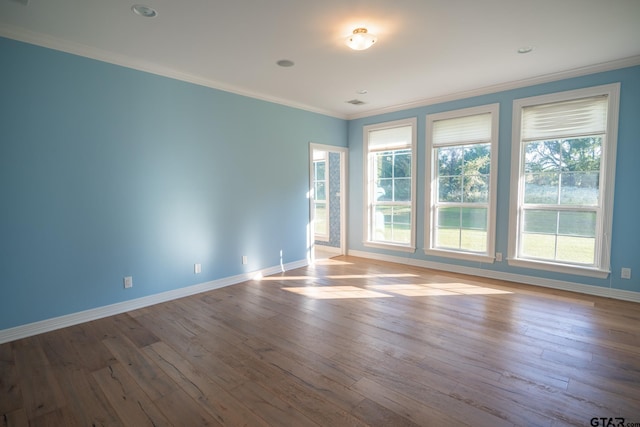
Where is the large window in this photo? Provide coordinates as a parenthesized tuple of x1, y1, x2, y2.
(508, 84, 619, 278)
(313, 150, 329, 241)
(364, 118, 416, 251)
(425, 104, 499, 261)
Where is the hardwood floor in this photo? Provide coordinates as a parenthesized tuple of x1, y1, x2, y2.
(1, 256, 639, 426)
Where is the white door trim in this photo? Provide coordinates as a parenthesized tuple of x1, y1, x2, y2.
(309, 143, 348, 260)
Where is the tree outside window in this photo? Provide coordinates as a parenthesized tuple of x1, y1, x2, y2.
(508, 84, 619, 278)
(426, 105, 499, 262)
(364, 118, 416, 251)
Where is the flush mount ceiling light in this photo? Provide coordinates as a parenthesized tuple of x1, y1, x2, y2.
(345, 28, 377, 51)
(131, 4, 157, 18)
(517, 46, 534, 54)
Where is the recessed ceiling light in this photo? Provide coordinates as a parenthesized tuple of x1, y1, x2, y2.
(131, 4, 157, 18)
(276, 59, 295, 67)
(517, 46, 533, 54)
(356, 89, 368, 95)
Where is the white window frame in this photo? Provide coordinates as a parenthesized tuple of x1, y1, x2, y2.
(313, 151, 329, 242)
(508, 83, 620, 278)
(424, 104, 499, 263)
(363, 118, 417, 252)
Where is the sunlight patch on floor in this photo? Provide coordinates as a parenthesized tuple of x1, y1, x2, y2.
(283, 282, 512, 299)
(257, 275, 318, 281)
(257, 273, 419, 282)
(282, 286, 393, 299)
(327, 273, 419, 279)
(368, 283, 512, 296)
(313, 258, 354, 266)
(366, 284, 459, 296)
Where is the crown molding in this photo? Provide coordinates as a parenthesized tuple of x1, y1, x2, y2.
(347, 55, 640, 120)
(0, 25, 346, 119)
(1, 25, 638, 122)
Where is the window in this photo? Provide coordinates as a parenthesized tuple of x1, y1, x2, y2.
(425, 104, 499, 262)
(508, 84, 620, 278)
(364, 118, 416, 251)
(313, 150, 329, 241)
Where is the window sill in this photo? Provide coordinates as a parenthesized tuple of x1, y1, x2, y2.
(424, 248, 494, 264)
(363, 241, 416, 253)
(508, 258, 610, 279)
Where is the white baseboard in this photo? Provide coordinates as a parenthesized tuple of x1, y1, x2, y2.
(0, 259, 308, 344)
(4, 252, 636, 344)
(347, 250, 640, 303)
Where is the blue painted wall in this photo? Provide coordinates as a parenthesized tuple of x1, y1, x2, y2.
(348, 65, 640, 292)
(0, 37, 347, 330)
(1, 35, 638, 333)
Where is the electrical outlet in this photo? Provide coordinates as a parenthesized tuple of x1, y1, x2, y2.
(621, 268, 631, 279)
(194, 263, 202, 274)
(495, 252, 503, 262)
(123, 276, 133, 289)
(242, 256, 248, 265)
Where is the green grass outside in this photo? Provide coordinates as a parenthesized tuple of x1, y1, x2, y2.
(374, 205, 596, 264)
(435, 228, 487, 252)
(521, 234, 595, 264)
(376, 222, 411, 243)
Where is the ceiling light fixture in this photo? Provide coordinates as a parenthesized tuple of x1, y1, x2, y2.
(131, 4, 157, 18)
(345, 28, 377, 51)
(517, 46, 533, 54)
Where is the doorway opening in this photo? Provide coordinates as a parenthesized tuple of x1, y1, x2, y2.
(309, 143, 347, 262)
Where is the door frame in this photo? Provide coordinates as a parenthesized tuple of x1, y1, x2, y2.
(309, 143, 348, 261)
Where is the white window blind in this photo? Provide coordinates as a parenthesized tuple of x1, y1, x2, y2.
(432, 113, 492, 146)
(369, 125, 412, 151)
(521, 95, 608, 141)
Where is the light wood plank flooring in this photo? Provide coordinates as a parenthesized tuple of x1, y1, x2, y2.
(1, 256, 639, 426)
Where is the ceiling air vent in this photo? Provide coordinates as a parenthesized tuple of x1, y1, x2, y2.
(346, 99, 366, 105)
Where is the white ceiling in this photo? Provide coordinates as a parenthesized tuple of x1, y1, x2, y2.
(1, 0, 639, 119)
